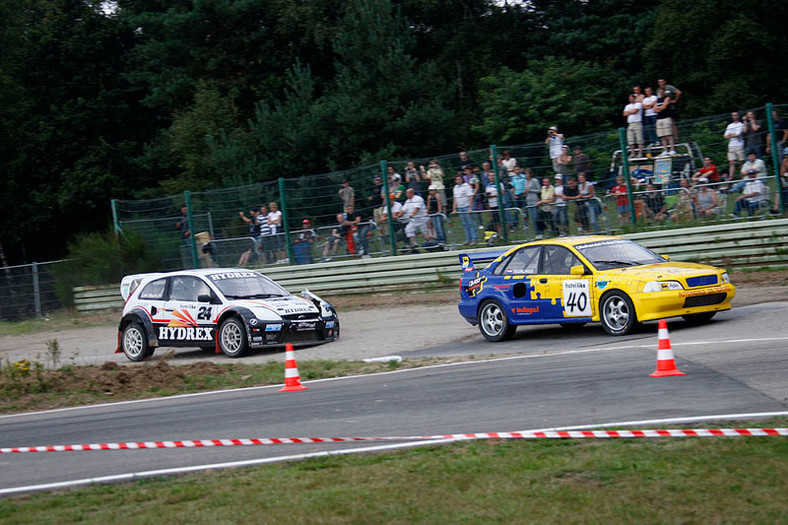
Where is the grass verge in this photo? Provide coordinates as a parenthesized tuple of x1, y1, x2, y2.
(1, 418, 786, 523)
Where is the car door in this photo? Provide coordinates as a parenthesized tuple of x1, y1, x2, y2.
(161, 275, 216, 346)
(532, 244, 594, 322)
(491, 245, 543, 322)
(136, 277, 171, 334)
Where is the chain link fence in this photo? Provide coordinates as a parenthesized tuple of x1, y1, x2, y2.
(0, 261, 68, 321)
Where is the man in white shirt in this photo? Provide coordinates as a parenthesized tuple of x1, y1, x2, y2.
(732, 170, 767, 217)
(402, 188, 428, 250)
(642, 86, 658, 146)
(724, 111, 745, 181)
(452, 175, 478, 245)
(623, 94, 643, 158)
(552, 174, 567, 236)
(740, 151, 767, 178)
(545, 126, 565, 173)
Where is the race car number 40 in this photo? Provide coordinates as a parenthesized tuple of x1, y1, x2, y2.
(563, 279, 591, 317)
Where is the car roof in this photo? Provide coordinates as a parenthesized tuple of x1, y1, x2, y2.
(507, 235, 627, 252)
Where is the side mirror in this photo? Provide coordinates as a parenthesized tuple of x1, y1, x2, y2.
(198, 294, 212, 303)
(570, 265, 586, 276)
(661, 254, 670, 261)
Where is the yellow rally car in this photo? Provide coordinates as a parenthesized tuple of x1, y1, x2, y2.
(458, 235, 735, 340)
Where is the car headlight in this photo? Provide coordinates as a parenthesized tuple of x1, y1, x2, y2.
(643, 280, 684, 293)
(721, 272, 730, 284)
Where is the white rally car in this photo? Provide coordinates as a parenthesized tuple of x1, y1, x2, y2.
(116, 268, 339, 361)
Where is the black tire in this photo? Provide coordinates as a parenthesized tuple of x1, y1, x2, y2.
(218, 317, 249, 358)
(600, 291, 638, 336)
(682, 312, 716, 324)
(121, 322, 152, 362)
(478, 301, 516, 342)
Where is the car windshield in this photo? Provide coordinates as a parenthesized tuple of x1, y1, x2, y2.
(575, 239, 664, 270)
(206, 271, 290, 300)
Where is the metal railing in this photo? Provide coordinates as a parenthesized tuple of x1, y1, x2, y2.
(0, 261, 66, 321)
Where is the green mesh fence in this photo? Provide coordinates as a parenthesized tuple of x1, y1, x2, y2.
(113, 103, 787, 271)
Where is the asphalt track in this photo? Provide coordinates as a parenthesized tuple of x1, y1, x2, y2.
(1, 302, 787, 495)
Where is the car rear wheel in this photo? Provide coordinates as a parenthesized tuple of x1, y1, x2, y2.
(600, 291, 637, 336)
(478, 301, 516, 342)
(682, 312, 716, 324)
(218, 317, 248, 358)
(122, 322, 152, 361)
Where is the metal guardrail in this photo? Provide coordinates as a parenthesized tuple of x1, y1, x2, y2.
(72, 219, 788, 311)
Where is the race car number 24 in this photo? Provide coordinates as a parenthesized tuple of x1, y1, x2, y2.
(562, 279, 591, 317)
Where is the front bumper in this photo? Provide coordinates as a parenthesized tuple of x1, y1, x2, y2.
(631, 284, 736, 322)
(247, 318, 338, 347)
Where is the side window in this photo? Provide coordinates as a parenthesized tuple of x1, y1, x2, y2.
(540, 245, 583, 275)
(495, 246, 541, 275)
(170, 276, 210, 302)
(139, 278, 167, 300)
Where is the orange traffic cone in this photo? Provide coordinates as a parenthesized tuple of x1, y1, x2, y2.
(278, 343, 309, 392)
(650, 319, 685, 377)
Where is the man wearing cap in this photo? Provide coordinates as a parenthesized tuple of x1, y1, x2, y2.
(732, 169, 767, 217)
(545, 126, 565, 172)
(293, 219, 315, 264)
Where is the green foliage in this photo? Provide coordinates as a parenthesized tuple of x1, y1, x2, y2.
(474, 57, 623, 143)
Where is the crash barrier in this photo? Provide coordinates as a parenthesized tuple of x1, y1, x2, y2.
(4, 428, 787, 454)
(65, 218, 788, 310)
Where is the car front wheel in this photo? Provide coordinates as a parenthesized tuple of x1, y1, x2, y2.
(600, 291, 637, 336)
(122, 322, 152, 361)
(478, 301, 516, 342)
(218, 317, 249, 358)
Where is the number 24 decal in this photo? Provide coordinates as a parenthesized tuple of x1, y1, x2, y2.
(197, 306, 212, 321)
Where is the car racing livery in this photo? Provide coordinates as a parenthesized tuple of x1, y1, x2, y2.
(117, 268, 339, 361)
(458, 235, 735, 340)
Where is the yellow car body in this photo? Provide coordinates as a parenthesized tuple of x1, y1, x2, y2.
(458, 235, 735, 339)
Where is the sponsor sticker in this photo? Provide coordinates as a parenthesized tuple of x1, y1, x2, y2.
(208, 271, 257, 281)
(158, 326, 214, 341)
(295, 321, 316, 331)
(325, 321, 335, 328)
(265, 324, 282, 332)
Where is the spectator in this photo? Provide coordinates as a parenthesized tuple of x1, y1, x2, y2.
(644, 184, 668, 222)
(611, 175, 631, 224)
(632, 85, 645, 103)
(462, 165, 475, 184)
(425, 185, 446, 244)
(535, 177, 556, 239)
(773, 153, 788, 214)
(420, 160, 447, 206)
(655, 87, 676, 155)
(391, 173, 406, 203)
(524, 168, 542, 236)
(456, 151, 473, 173)
(368, 174, 385, 226)
(485, 179, 501, 235)
(237, 208, 260, 266)
(657, 78, 682, 139)
(268, 202, 286, 263)
(545, 126, 565, 173)
(552, 174, 568, 236)
(623, 94, 644, 158)
(480, 161, 494, 189)
(500, 150, 517, 177)
(740, 151, 768, 179)
(452, 174, 477, 245)
(402, 188, 429, 253)
(556, 145, 573, 176)
(724, 111, 745, 181)
(671, 178, 696, 222)
(511, 166, 527, 209)
(257, 204, 273, 264)
(293, 219, 315, 264)
(377, 197, 406, 244)
(342, 204, 362, 255)
(573, 146, 591, 177)
(577, 172, 600, 232)
(562, 176, 582, 233)
(732, 170, 768, 217)
(338, 179, 355, 211)
(692, 156, 720, 183)
(642, 86, 658, 146)
(742, 111, 765, 158)
(695, 178, 719, 218)
(404, 161, 423, 196)
(176, 206, 190, 241)
(766, 110, 788, 158)
(323, 213, 347, 261)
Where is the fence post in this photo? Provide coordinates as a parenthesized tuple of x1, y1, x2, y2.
(184, 190, 199, 269)
(32, 262, 42, 319)
(618, 128, 636, 226)
(381, 160, 397, 255)
(766, 103, 785, 214)
(111, 199, 123, 239)
(489, 145, 508, 243)
(278, 177, 294, 264)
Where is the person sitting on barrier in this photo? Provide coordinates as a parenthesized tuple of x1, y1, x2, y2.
(695, 178, 719, 218)
(732, 169, 768, 217)
(292, 219, 315, 264)
(644, 183, 668, 222)
(323, 213, 347, 261)
(692, 156, 720, 183)
(671, 177, 696, 222)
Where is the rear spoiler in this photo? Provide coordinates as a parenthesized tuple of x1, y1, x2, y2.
(120, 273, 167, 301)
(458, 250, 508, 272)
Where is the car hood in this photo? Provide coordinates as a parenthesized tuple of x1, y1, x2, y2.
(599, 262, 724, 284)
(237, 296, 319, 320)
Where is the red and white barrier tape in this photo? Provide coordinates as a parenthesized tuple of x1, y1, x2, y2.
(2, 428, 786, 454)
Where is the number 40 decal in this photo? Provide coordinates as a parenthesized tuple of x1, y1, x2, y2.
(562, 280, 592, 316)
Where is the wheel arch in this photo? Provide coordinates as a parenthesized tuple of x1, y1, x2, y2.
(119, 310, 158, 348)
(599, 288, 639, 322)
